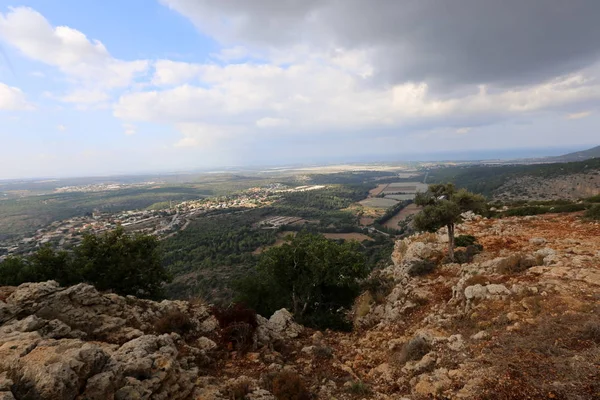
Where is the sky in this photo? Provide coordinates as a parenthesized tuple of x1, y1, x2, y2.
(1, 0, 600, 178)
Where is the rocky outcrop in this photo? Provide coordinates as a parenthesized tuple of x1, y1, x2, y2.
(0, 281, 221, 400)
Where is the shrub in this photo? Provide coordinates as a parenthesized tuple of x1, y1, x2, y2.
(395, 336, 431, 364)
(346, 381, 371, 395)
(271, 371, 310, 400)
(407, 259, 437, 277)
(584, 204, 600, 221)
(361, 272, 394, 303)
(313, 345, 333, 359)
(155, 309, 193, 335)
(454, 244, 482, 264)
(455, 234, 477, 247)
(227, 378, 252, 400)
(497, 253, 540, 274)
(584, 194, 600, 203)
(213, 303, 258, 352)
(579, 321, 600, 344)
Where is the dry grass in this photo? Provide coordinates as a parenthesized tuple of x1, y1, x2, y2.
(477, 310, 600, 399)
(264, 371, 311, 400)
(226, 378, 252, 400)
(392, 336, 431, 365)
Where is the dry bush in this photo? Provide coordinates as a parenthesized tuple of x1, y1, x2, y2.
(464, 274, 490, 287)
(579, 321, 600, 344)
(227, 378, 252, 400)
(212, 303, 258, 353)
(477, 311, 600, 399)
(496, 253, 541, 274)
(313, 345, 333, 359)
(362, 272, 395, 303)
(393, 336, 431, 364)
(407, 259, 437, 277)
(265, 371, 311, 400)
(155, 309, 193, 335)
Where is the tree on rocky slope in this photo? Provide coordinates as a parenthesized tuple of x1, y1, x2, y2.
(236, 232, 368, 330)
(413, 183, 486, 261)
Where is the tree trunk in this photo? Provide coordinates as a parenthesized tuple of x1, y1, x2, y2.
(447, 223, 455, 262)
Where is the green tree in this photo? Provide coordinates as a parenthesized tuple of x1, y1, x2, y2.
(75, 227, 171, 299)
(0, 227, 170, 300)
(236, 233, 368, 330)
(0, 256, 30, 286)
(413, 184, 486, 261)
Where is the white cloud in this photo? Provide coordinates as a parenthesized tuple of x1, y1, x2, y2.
(57, 89, 110, 104)
(173, 123, 242, 148)
(0, 7, 149, 103)
(57, 124, 67, 132)
(455, 127, 471, 134)
(0, 82, 32, 110)
(211, 46, 250, 62)
(152, 60, 202, 86)
(123, 123, 136, 135)
(256, 117, 290, 128)
(566, 110, 592, 120)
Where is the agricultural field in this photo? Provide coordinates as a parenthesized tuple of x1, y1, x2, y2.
(359, 197, 399, 208)
(322, 232, 373, 242)
(385, 194, 416, 201)
(382, 203, 421, 229)
(381, 181, 428, 194)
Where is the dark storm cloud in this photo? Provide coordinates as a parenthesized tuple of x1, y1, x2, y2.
(162, 0, 600, 88)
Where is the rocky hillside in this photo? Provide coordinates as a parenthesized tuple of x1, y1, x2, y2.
(1, 212, 600, 399)
(494, 170, 600, 200)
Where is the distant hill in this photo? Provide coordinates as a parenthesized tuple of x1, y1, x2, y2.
(545, 145, 600, 162)
(428, 157, 600, 199)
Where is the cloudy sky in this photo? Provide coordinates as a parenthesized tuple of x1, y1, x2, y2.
(1, 0, 599, 178)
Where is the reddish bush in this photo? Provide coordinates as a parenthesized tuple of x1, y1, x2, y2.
(155, 309, 193, 335)
(212, 303, 258, 352)
(271, 371, 311, 400)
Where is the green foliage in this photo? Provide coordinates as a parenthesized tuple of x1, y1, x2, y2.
(454, 234, 477, 247)
(584, 194, 600, 203)
(74, 227, 169, 298)
(0, 227, 169, 299)
(160, 209, 277, 301)
(413, 184, 486, 261)
(236, 233, 368, 330)
(584, 204, 600, 220)
(406, 259, 437, 276)
(346, 381, 372, 395)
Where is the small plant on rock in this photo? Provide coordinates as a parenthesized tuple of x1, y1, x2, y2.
(395, 336, 431, 364)
(270, 371, 311, 400)
(347, 380, 371, 395)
